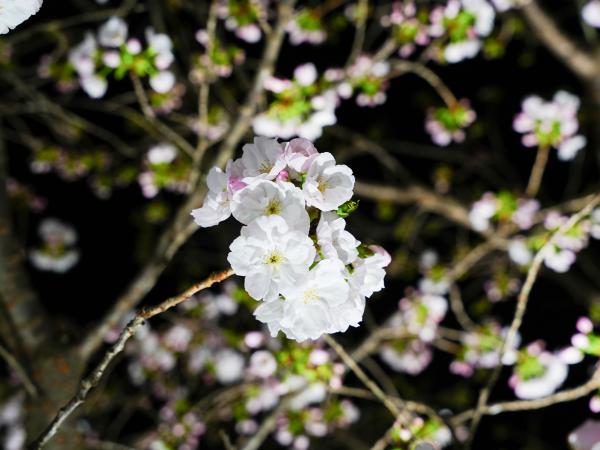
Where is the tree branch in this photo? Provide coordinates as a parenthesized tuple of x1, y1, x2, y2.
(28, 268, 234, 450)
(520, 0, 598, 80)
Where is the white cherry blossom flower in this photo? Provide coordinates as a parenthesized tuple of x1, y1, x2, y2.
(583, 1, 600, 27)
(80, 75, 108, 99)
(350, 245, 391, 298)
(191, 166, 231, 227)
(98, 17, 128, 48)
(147, 143, 177, 164)
(316, 211, 359, 264)
(146, 27, 174, 69)
(248, 350, 277, 379)
(0, 0, 43, 35)
(509, 349, 569, 399)
(284, 137, 319, 173)
(327, 290, 366, 333)
(278, 258, 350, 341)
(214, 349, 245, 384)
(230, 180, 309, 233)
(227, 215, 315, 301)
(149, 70, 175, 93)
(303, 152, 354, 211)
(69, 32, 97, 76)
(241, 137, 286, 183)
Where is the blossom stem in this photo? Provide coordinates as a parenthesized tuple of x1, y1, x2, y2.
(324, 334, 406, 420)
(525, 145, 550, 198)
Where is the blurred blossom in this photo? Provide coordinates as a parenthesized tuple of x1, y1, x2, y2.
(425, 100, 476, 146)
(583, 1, 600, 27)
(287, 8, 327, 45)
(214, 349, 245, 384)
(30, 218, 80, 273)
(569, 420, 600, 450)
(509, 341, 575, 399)
(514, 91, 586, 160)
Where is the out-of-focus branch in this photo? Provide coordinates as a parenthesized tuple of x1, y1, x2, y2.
(354, 181, 474, 232)
(390, 60, 458, 108)
(0, 126, 52, 354)
(525, 145, 550, 198)
(520, 0, 598, 81)
(453, 365, 600, 425)
(239, 399, 290, 450)
(324, 335, 407, 421)
(28, 268, 234, 450)
(78, 0, 295, 364)
(189, 0, 220, 190)
(0, 341, 38, 397)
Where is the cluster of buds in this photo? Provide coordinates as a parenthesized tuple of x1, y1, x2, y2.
(67, 17, 176, 98)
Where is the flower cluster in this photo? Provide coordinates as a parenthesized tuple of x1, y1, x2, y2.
(218, 0, 266, 43)
(381, 2, 431, 58)
(287, 8, 327, 46)
(29, 144, 132, 199)
(29, 218, 80, 273)
(389, 416, 452, 449)
(341, 55, 391, 107)
(468, 191, 539, 232)
(425, 99, 476, 146)
(380, 291, 448, 375)
(253, 64, 338, 140)
(450, 322, 517, 377)
(192, 31, 245, 82)
(507, 208, 599, 273)
(191, 137, 389, 341)
(509, 340, 580, 399)
(429, 0, 496, 63)
(138, 143, 190, 198)
(513, 91, 586, 161)
(68, 17, 175, 98)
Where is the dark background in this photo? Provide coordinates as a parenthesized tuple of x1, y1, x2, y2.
(4, 0, 600, 449)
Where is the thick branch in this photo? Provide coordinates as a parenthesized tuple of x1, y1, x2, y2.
(521, 0, 598, 80)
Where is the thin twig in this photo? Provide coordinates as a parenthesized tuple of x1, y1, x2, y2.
(448, 284, 476, 331)
(453, 365, 600, 425)
(130, 73, 155, 120)
(324, 334, 404, 419)
(525, 145, 550, 198)
(28, 269, 234, 450)
(0, 341, 38, 397)
(239, 399, 289, 450)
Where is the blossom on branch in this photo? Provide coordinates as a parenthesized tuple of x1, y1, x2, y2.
(191, 137, 389, 341)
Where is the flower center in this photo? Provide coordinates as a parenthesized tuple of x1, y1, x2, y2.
(259, 161, 273, 174)
(317, 177, 329, 193)
(264, 199, 282, 215)
(302, 288, 319, 303)
(265, 250, 285, 266)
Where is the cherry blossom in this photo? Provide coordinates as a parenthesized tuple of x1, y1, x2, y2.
(514, 91, 586, 160)
(0, 0, 43, 35)
(227, 215, 316, 301)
